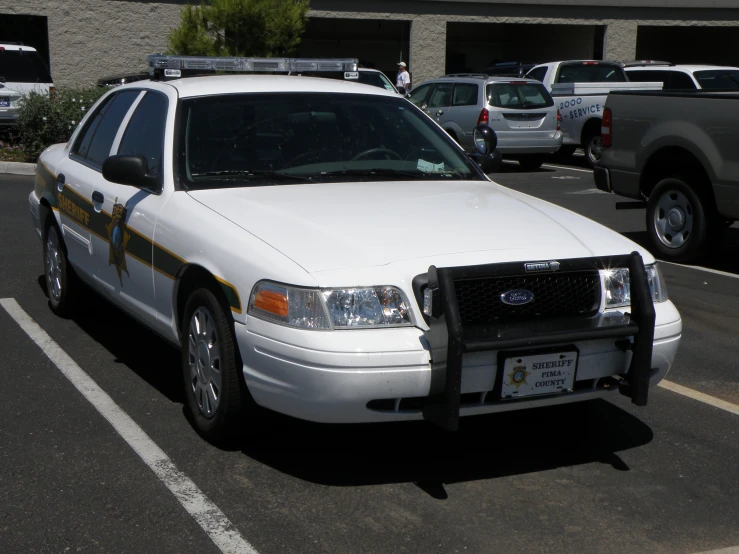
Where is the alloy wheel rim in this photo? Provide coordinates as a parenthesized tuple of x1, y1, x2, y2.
(654, 190, 694, 249)
(187, 307, 222, 418)
(588, 136, 603, 164)
(45, 228, 63, 302)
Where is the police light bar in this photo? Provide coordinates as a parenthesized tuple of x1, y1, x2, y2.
(147, 54, 359, 80)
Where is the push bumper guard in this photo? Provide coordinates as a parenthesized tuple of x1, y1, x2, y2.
(413, 252, 656, 431)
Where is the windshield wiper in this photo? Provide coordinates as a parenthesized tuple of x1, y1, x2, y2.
(192, 170, 314, 183)
(320, 168, 465, 180)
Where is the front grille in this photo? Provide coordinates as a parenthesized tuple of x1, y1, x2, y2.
(454, 271, 601, 326)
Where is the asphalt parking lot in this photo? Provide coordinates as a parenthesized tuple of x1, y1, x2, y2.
(1, 163, 737, 554)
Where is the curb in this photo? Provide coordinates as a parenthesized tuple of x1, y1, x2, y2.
(0, 162, 37, 176)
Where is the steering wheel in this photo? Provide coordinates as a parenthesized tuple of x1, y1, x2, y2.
(285, 150, 322, 167)
(351, 148, 402, 161)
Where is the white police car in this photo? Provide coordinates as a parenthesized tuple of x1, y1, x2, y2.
(29, 54, 682, 442)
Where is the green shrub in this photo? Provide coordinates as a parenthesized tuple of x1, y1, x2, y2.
(16, 87, 107, 162)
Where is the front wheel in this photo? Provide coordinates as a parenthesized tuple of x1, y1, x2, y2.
(181, 288, 245, 442)
(646, 173, 720, 263)
(43, 217, 80, 317)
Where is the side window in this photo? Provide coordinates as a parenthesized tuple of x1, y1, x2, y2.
(427, 83, 453, 108)
(407, 84, 432, 107)
(452, 83, 479, 106)
(71, 90, 139, 169)
(667, 71, 697, 90)
(526, 66, 547, 82)
(117, 92, 169, 177)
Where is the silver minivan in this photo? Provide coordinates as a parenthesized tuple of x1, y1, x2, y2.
(407, 75, 562, 170)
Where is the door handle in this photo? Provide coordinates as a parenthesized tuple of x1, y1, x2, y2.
(92, 191, 104, 204)
(436, 110, 444, 116)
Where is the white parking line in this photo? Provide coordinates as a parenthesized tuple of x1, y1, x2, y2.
(661, 261, 739, 280)
(694, 546, 739, 554)
(659, 380, 739, 417)
(0, 298, 258, 554)
(542, 164, 594, 173)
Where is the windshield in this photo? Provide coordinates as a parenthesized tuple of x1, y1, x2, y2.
(0, 50, 52, 83)
(555, 63, 626, 83)
(177, 92, 483, 189)
(693, 70, 739, 89)
(486, 82, 553, 109)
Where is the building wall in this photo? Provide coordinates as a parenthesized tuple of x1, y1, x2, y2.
(1, 0, 738, 87)
(0, 1, 183, 86)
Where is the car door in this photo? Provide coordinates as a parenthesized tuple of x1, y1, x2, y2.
(61, 89, 142, 285)
(89, 89, 171, 331)
(406, 83, 434, 109)
(448, 82, 480, 149)
(425, 82, 453, 126)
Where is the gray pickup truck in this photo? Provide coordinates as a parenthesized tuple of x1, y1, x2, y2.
(594, 90, 739, 262)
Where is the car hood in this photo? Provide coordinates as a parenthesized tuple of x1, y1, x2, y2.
(187, 180, 651, 274)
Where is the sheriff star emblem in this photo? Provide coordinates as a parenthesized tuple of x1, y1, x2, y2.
(507, 361, 530, 390)
(105, 199, 131, 286)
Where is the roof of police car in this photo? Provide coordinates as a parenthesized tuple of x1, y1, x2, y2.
(159, 74, 401, 98)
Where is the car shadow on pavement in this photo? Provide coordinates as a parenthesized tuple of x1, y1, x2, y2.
(34, 275, 653, 499)
(36, 275, 184, 404)
(240, 398, 652, 498)
(621, 229, 739, 276)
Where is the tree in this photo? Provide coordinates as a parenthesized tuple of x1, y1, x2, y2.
(168, 0, 311, 58)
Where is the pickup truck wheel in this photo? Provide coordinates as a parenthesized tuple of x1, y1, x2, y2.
(518, 155, 544, 171)
(43, 216, 80, 317)
(584, 135, 603, 168)
(647, 174, 719, 263)
(182, 288, 244, 443)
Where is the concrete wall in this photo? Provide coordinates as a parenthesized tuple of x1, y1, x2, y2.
(1, 0, 738, 87)
(0, 1, 184, 86)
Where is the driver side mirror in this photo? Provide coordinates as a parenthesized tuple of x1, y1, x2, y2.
(102, 155, 162, 193)
(473, 124, 498, 155)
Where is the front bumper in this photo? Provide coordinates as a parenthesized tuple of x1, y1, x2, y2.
(237, 253, 681, 426)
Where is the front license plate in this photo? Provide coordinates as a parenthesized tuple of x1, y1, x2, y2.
(0, 97, 9, 107)
(500, 351, 577, 399)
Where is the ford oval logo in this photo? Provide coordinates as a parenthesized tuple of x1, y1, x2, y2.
(500, 289, 535, 306)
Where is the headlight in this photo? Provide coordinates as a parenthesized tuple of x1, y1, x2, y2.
(604, 263, 669, 308)
(248, 281, 330, 329)
(248, 281, 413, 329)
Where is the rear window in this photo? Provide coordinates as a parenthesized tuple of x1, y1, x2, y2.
(693, 70, 739, 90)
(555, 62, 626, 84)
(0, 50, 52, 83)
(486, 82, 553, 109)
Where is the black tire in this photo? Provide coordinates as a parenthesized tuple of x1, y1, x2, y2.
(445, 129, 459, 144)
(552, 146, 576, 162)
(42, 216, 80, 317)
(583, 134, 603, 168)
(181, 287, 245, 443)
(518, 155, 544, 171)
(646, 171, 720, 263)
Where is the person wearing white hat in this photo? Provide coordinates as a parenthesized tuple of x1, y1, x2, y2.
(396, 61, 411, 95)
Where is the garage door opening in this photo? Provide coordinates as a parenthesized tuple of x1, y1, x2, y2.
(0, 14, 50, 70)
(636, 26, 739, 66)
(446, 22, 605, 75)
(298, 18, 410, 84)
